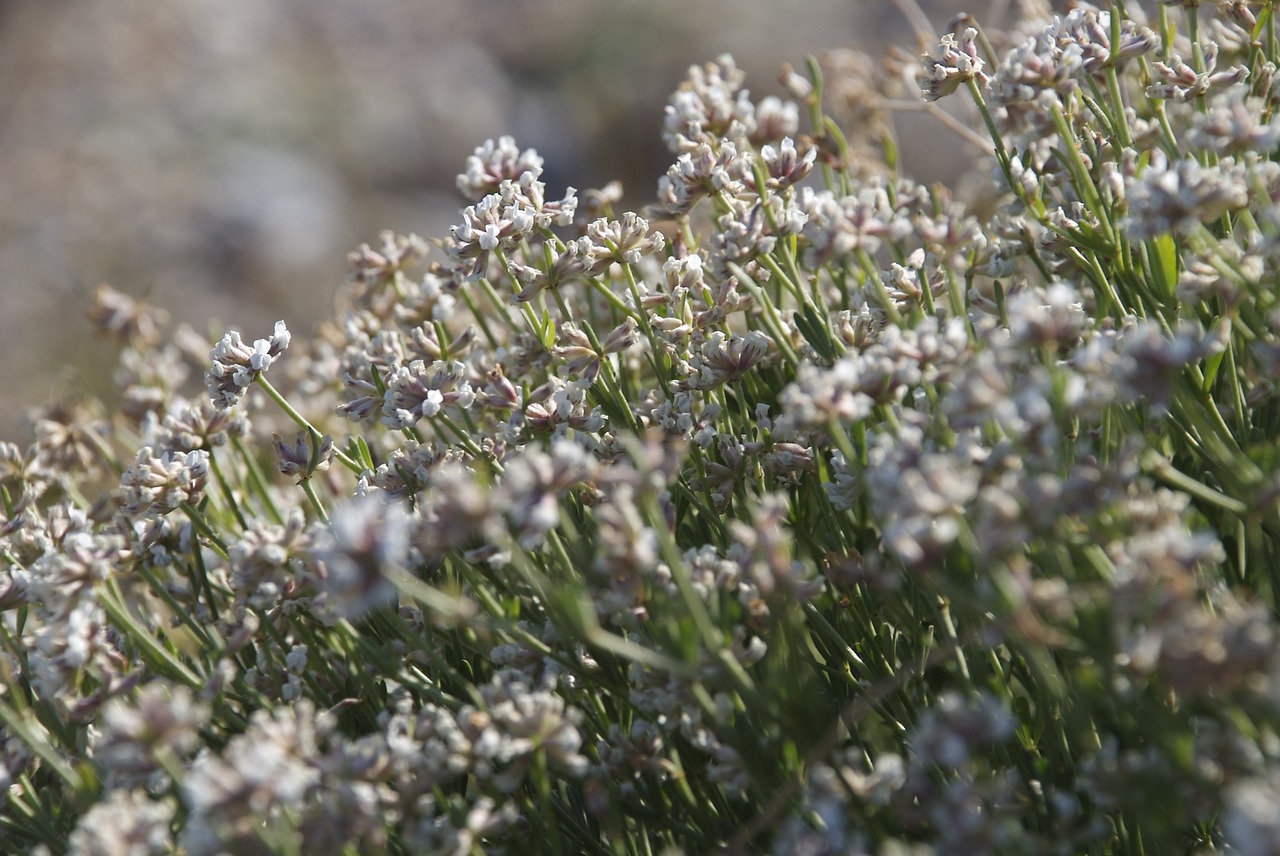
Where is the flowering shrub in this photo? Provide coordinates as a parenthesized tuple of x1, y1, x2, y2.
(6, 1, 1280, 853)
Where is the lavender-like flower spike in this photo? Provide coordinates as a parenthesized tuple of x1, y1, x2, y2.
(662, 54, 756, 153)
(1121, 152, 1253, 239)
(760, 137, 817, 190)
(273, 430, 334, 479)
(381, 359, 475, 430)
(920, 28, 989, 102)
(119, 445, 210, 516)
(457, 136, 544, 201)
(205, 321, 291, 410)
(672, 330, 773, 391)
(1147, 42, 1250, 101)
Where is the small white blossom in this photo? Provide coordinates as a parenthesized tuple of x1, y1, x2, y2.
(205, 321, 291, 410)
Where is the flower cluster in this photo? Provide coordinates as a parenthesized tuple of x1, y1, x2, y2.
(6, 3, 1280, 853)
(205, 320, 291, 410)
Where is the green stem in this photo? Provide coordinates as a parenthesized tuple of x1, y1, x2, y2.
(181, 501, 230, 559)
(233, 435, 285, 526)
(461, 285, 503, 351)
(729, 263, 801, 367)
(0, 701, 80, 789)
(136, 563, 216, 649)
(301, 478, 330, 524)
(100, 580, 204, 688)
(1140, 449, 1248, 515)
(208, 450, 249, 532)
(255, 376, 361, 474)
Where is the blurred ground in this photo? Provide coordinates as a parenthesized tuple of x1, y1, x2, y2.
(0, 0, 979, 440)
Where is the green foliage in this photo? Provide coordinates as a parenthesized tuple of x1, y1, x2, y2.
(6, 2, 1280, 853)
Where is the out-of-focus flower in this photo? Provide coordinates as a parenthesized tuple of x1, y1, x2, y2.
(87, 284, 169, 349)
(1223, 770, 1280, 856)
(1147, 42, 1249, 100)
(67, 789, 175, 856)
(96, 683, 210, 788)
(315, 494, 412, 619)
(1121, 152, 1256, 239)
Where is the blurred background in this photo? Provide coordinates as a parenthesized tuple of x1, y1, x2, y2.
(0, 0, 978, 440)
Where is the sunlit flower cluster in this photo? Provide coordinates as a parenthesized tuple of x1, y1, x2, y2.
(5, 2, 1280, 853)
